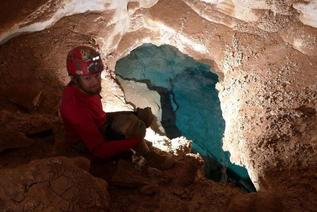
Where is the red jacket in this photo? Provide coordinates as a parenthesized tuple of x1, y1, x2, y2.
(60, 83, 140, 158)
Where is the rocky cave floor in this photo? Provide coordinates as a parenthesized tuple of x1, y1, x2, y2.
(0, 100, 315, 211)
(0, 110, 244, 211)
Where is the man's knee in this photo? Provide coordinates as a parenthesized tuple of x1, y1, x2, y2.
(109, 113, 146, 138)
(127, 117, 146, 138)
(135, 107, 154, 128)
(132, 120, 146, 138)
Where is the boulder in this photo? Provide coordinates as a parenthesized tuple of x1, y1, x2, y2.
(0, 128, 34, 152)
(0, 110, 56, 136)
(111, 160, 151, 188)
(0, 156, 110, 211)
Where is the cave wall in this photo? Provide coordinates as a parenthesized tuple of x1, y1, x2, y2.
(0, 0, 316, 197)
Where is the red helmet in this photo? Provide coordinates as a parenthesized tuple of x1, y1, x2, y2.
(66, 46, 104, 76)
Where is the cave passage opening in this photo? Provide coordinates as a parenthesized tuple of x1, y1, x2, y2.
(115, 44, 255, 192)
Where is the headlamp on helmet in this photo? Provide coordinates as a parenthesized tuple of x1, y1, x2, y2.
(66, 46, 104, 76)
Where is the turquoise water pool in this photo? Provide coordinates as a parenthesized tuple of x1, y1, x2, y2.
(115, 44, 255, 191)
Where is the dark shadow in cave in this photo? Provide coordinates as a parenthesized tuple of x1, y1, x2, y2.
(146, 85, 182, 138)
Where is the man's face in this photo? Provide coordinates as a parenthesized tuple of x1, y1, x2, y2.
(77, 72, 102, 95)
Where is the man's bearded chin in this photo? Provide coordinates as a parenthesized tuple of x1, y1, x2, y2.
(77, 81, 102, 95)
(83, 86, 102, 95)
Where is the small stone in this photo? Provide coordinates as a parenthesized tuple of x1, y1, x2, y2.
(139, 184, 159, 195)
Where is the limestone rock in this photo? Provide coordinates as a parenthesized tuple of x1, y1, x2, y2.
(111, 160, 151, 188)
(139, 184, 160, 195)
(0, 128, 34, 152)
(7, 84, 43, 112)
(227, 192, 283, 212)
(0, 156, 109, 211)
(0, 110, 56, 136)
(0, 0, 316, 209)
(166, 159, 198, 186)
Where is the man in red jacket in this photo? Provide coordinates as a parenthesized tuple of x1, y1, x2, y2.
(60, 46, 174, 169)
